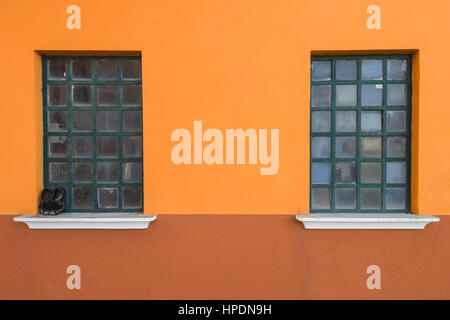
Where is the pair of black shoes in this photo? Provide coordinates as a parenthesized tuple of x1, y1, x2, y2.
(39, 188, 66, 215)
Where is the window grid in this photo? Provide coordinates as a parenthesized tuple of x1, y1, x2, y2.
(43, 56, 143, 212)
(310, 55, 411, 213)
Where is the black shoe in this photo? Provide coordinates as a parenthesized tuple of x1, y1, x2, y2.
(50, 188, 66, 215)
(39, 189, 53, 215)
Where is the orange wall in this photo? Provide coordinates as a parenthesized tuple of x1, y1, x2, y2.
(0, 0, 450, 214)
(1, 215, 450, 299)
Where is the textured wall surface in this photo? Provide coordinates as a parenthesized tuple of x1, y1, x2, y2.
(1, 215, 448, 299)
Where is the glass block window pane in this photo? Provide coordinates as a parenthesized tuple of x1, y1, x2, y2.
(311, 111, 331, 133)
(311, 188, 331, 210)
(48, 60, 67, 80)
(361, 59, 383, 80)
(48, 85, 67, 106)
(122, 85, 142, 106)
(48, 162, 68, 183)
(98, 188, 119, 209)
(71, 60, 92, 80)
(97, 111, 119, 132)
(311, 85, 331, 107)
(96, 60, 118, 80)
(72, 162, 94, 183)
(48, 111, 68, 132)
(336, 137, 356, 158)
(387, 59, 407, 80)
(335, 162, 356, 184)
(72, 85, 92, 106)
(386, 111, 407, 132)
(97, 162, 119, 184)
(97, 85, 118, 106)
(43, 56, 143, 212)
(336, 111, 356, 132)
(310, 55, 411, 213)
(361, 111, 382, 132)
(311, 163, 331, 184)
(336, 60, 357, 80)
(72, 136, 93, 158)
(336, 85, 357, 106)
(72, 111, 93, 132)
(311, 60, 331, 81)
(335, 188, 356, 209)
(361, 84, 383, 106)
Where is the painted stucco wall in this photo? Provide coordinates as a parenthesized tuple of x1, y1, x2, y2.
(0, 0, 449, 215)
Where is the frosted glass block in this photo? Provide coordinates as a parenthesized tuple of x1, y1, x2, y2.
(311, 111, 331, 133)
(122, 136, 142, 158)
(48, 60, 66, 80)
(72, 162, 94, 183)
(361, 84, 383, 106)
(97, 111, 118, 132)
(361, 137, 382, 158)
(336, 60, 357, 80)
(387, 136, 406, 158)
(311, 137, 331, 159)
(48, 136, 68, 158)
(335, 162, 356, 184)
(97, 85, 118, 106)
(72, 187, 94, 209)
(48, 111, 67, 132)
(96, 60, 118, 80)
(123, 187, 142, 209)
(311, 85, 331, 107)
(72, 85, 92, 106)
(361, 162, 382, 184)
(386, 187, 406, 209)
(71, 60, 92, 80)
(311, 188, 330, 210)
(361, 188, 382, 209)
(361, 59, 383, 80)
(387, 84, 407, 106)
(311, 162, 331, 184)
(311, 61, 331, 81)
(48, 85, 67, 106)
(336, 137, 356, 158)
(387, 111, 406, 132)
(72, 111, 93, 132)
(48, 162, 68, 183)
(386, 162, 406, 184)
(335, 188, 356, 209)
(97, 162, 119, 183)
(387, 59, 407, 80)
(122, 162, 143, 183)
(122, 60, 142, 80)
(122, 85, 142, 106)
(98, 188, 119, 209)
(123, 111, 142, 132)
(336, 85, 357, 106)
(336, 111, 356, 132)
(97, 136, 118, 158)
(361, 111, 382, 132)
(72, 136, 93, 158)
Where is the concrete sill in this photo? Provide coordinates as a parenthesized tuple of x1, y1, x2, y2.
(13, 212, 157, 230)
(295, 213, 439, 230)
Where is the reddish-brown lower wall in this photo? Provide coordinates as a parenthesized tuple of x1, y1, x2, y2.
(0, 215, 449, 299)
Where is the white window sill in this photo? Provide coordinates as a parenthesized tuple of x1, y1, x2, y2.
(295, 213, 439, 230)
(13, 212, 157, 230)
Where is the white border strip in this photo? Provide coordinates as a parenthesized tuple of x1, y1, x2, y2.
(13, 213, 157, 230)
(295, 214, 439, 230)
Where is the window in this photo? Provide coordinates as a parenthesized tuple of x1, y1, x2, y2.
(310, 55, 411, 213)
(43, 56, 143, 212)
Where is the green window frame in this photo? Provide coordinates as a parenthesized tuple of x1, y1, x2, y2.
(310, 54, 412, 213)
(43, 56, 143, 212)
